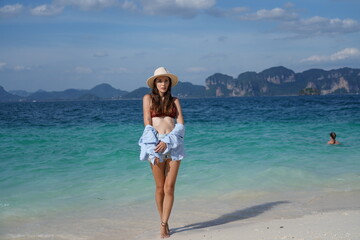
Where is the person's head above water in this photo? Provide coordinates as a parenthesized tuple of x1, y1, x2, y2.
(328, 132, 340, 145)
(330, 132, 336, 140)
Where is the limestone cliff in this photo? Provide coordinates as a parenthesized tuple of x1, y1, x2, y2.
(205, 66, 360, 96)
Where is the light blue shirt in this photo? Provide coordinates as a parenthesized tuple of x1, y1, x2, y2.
(138, 124, 185, 165)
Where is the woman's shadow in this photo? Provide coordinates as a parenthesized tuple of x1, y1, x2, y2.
(172, 201, 290, 233)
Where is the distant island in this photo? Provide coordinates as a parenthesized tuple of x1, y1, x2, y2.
(1, 66, 359, 102)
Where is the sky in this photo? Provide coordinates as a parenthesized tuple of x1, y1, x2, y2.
(1, 0, 360, 92)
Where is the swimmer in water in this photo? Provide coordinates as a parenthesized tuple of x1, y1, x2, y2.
(327, 132, 340, 145)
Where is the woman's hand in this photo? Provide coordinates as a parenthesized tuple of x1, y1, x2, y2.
(155, 141, 167, 153)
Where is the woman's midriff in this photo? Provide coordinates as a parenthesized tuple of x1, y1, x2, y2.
(152, 117, 175, 135)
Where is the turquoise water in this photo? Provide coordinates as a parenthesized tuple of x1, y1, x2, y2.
(1, 95, 360, 230)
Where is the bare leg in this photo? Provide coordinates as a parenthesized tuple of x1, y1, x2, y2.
(162, 159, 181, 224)
(151, 160, 169, 238)
(151, 159, 181, 238)
(151, 160, 166, 222)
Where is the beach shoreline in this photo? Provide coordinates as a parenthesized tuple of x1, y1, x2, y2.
(1, 189, 360, 240)
(137, 189, 360, 240)
(140, 209, 360, 240)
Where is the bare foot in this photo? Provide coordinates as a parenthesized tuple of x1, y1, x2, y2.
(160, 222, 170, 238)
(166, 223, 170, 235)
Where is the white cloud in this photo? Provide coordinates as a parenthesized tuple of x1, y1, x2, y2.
(93, 51, 109, 57)
(175, 0, 215, 9)
(0, 4, 23, 16)
(13, 66, 31, 71)
(31, 4, 64, 16)
(185, 67, 207, 73)
(75, 66, 93, 74)
(2, 1, 121, 17)
(54, 0, 118, 10)
(330, 48, 360, 60)
(241, 7, 298, 21)
(122, 0, 138, 11)
(0, 63, 33, 71)
(301, 48, 360, 63)
(282, 16, 360, 36)
(0, 62, 7, 70)
(0, 63, 35, 71)
(234, 5, 360, 37)
(137, 0, 216, 17)
(208, 6, 248, 18)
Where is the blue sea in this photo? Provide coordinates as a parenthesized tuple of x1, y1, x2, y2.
(1, 95, 360, 239)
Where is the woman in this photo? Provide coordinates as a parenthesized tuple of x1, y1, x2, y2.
(139, 67, 185, 238)
(327, 132, 340, 144)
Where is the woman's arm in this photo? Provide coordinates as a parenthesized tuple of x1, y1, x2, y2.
(143, 94, 152, 126)
(174, 98, 184, 124)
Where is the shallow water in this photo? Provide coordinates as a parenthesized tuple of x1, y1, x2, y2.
(1, 95, 360, 239)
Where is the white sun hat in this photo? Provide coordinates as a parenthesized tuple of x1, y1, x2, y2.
(146, 67, 179, 88)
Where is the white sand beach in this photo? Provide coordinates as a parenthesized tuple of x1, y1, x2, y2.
(2, 190, 359, 240)
(143, 210, 360, 240)
(137, 190, 360, 240)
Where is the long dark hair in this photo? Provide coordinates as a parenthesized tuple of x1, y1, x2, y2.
(151, 77, 175, 115)
(330, 132, 336, 144)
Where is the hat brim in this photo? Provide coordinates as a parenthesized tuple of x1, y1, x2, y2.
(146, 73, 179, 88)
